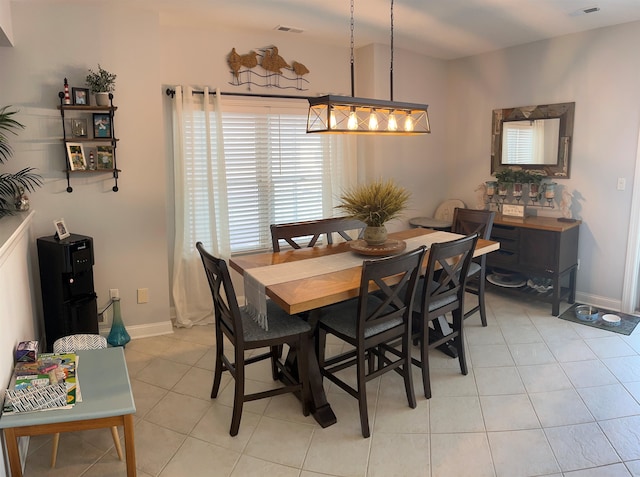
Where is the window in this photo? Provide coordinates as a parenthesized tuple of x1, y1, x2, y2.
(502, 122, 534, 164)
(185, 99, 345, 254)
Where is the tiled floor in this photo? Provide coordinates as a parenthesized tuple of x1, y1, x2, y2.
(21, 292, 640, 476)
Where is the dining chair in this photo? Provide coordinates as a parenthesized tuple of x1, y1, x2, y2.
(196, 242, 311, 436)
(451, 208, 495, 326)
(270, 217, 366, 252)
(410, 233, 478, 399)
(50, 334, 123, 468)
(316, 246, 427, 438)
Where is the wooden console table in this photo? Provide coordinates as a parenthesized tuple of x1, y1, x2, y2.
(486, 214, 581, 316)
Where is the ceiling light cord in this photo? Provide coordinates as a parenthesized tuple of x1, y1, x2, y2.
(390, 0, 394, 101)
(350, 0, 355, 98)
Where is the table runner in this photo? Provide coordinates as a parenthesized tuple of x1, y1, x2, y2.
(243, 231, 462, 330)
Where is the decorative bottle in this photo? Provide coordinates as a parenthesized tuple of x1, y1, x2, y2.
(63, 78, 71, 105)
(107, 297, 131, 347)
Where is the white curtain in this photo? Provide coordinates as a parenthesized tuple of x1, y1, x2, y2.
(170, 87, 358, 327)
(171, 86, 229, 328)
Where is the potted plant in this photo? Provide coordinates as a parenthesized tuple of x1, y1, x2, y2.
(85, 65, 116, 106)
(0, 106, 43, 217)
(336, 178, 410, 245)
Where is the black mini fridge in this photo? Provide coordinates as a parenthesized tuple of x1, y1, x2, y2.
(37, 234, 99, 351)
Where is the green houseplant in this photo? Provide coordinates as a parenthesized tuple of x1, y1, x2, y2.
(85, 65, 117, 106)
(0, 106, 43, 217)
(336, 178, 410, 245)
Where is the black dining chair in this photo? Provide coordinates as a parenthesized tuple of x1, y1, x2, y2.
(196, 242, 312, 436)
(316, 246, 427, 438)
(270, 217, 366, 252)
(451, 208, 495, 326)
(410, 233, 478, 398)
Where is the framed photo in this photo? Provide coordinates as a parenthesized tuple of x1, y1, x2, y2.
(66, 142, 87, 170)
(72, 87, 90, 106)
(53, 218, 70, 240)
(96, 145, 114, 170)
(71, 118, 88, 137)
(93, 113, 112, 138)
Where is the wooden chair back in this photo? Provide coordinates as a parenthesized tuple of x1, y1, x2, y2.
(270, 217, 366, 252)
(451, 208, 495, 240)
(196, 242, 242, 343)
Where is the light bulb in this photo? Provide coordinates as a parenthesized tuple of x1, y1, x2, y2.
(368, 110, 379, 130)
(330, 110, 337, 129)
(387, 112, 398, 131)
(403, 114, 414, 132)
(347, 110, 358, 130)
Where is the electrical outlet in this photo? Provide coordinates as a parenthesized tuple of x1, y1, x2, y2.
(109, 288, 119, 299)
(137, 288, 149, 304)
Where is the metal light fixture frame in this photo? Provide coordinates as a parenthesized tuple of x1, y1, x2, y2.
(306, 0, 430, 135)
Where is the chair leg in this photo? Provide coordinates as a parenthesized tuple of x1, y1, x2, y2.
(356, 349, 370, 438)
(111, 426, 124, 460)
(478, 271, 488, 327)
(229, 357, 245, 437)
(421, 324, 432, 399)
(270, 345, 280, 380)
(211, 346, 224, 398)
(454, 310, 468, 376)
(50, 432, 60, 468)
(402, 334, 417, 409)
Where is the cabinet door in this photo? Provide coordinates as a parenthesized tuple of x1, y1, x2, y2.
(519, 229, 559, 272)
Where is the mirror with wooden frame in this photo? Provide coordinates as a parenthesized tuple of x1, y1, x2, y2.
(491, 102, 575, 178)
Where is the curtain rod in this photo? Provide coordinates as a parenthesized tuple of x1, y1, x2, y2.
(165, 88, 313, 101)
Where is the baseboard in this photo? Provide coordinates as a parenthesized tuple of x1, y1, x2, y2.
(98, 319, 174, 340)
(574, 292, 622, 313)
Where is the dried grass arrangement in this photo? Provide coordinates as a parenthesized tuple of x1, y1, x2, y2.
(336, 179, 410, 227)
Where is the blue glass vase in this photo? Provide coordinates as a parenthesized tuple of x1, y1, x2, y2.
(107, 297, 131, 347)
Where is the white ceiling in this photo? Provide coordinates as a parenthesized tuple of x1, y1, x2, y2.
(135, 0, 640, 59)
(13, 0, 640, 59)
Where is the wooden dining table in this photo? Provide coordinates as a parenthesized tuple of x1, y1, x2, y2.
(230, 227, 499, 428)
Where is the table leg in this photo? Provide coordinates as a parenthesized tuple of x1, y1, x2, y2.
(123, 414, 137, 476)
(431, 315, 458, 358)
(282, 310, 337, 428)
(4, 428, 23, 477)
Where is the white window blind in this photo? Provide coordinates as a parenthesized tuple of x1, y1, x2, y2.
(186, 100, 339, 254)
(503, 122, 534, 164)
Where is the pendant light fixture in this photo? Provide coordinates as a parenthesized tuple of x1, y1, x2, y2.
(307, 0, 430, 135)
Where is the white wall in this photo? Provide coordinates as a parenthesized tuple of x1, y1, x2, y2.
(447, 22, 640, 306)
(0, 4, 172, 336)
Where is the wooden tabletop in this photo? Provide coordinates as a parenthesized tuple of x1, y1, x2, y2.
(230, 228, 500, 315)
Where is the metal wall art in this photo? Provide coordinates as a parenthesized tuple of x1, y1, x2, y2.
(227, 46, 310, 91)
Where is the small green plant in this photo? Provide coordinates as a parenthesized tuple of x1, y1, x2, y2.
(0, 106, 43, 217)
(85, 65, 117, 93)
(336, 179, 410, 227)
(494, 168, 544, 185)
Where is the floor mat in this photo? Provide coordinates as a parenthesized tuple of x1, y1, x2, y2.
(558, 303, 640, 336)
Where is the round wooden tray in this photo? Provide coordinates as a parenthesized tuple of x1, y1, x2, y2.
(349, 239, 407, 256)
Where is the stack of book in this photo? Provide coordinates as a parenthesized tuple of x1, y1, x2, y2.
(3, 353, 79, 414)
